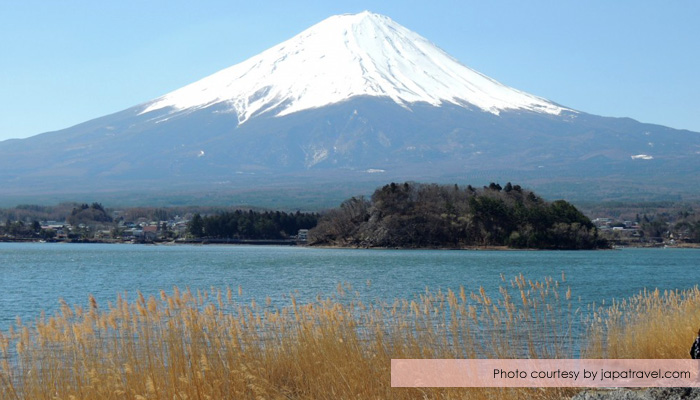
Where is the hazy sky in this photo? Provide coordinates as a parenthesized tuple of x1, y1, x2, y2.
(1, 0, 698, 141)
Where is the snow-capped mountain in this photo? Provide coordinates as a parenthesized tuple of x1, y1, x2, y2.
(141, 11, 567, 124)
(0, 11, 698, 206)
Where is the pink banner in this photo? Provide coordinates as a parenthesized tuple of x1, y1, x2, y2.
(391, 359, 700, 387)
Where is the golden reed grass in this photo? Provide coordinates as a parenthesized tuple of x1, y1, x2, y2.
(1, 274, 698, 399)
(584, 285, 700, 359)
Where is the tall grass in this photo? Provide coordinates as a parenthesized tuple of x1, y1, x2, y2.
(584, 286, 700, 359)
(1, 274, 696, 399)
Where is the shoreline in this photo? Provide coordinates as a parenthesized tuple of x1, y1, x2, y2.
(2, 237, 697, 250)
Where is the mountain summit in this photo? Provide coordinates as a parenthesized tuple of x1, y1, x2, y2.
(141, 11, 567, 124)
(0, 12, 698, 205)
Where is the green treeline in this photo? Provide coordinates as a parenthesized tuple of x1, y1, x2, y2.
(309, 182, 608, 249)
(188, 210, 318, 240)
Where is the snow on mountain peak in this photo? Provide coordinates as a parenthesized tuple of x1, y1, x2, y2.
(141, 11, 568, 123)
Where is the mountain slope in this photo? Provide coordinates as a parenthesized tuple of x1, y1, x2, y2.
(0, 11, 698, 206)
(140, 11, 567, 123)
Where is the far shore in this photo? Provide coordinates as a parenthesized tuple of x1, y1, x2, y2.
(2, 237, 697, 250)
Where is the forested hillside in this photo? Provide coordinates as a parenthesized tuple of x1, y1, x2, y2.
(309, 182, 608, 249)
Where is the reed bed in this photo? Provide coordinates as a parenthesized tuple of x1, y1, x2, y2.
(2, 273, 694, 399)
(584, 285, 700, 359)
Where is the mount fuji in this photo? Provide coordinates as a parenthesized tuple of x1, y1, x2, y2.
(1, 11, 698, 206)
(141, 12, 567, 123)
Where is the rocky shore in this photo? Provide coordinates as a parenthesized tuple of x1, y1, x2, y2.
(572, 387, 700, 400)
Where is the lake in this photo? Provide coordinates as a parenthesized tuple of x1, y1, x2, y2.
(0, 243, 698, 333)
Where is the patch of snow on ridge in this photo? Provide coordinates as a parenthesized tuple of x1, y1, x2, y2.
(140, 11, 569, 124)
(631, 154, 654, 160)
(302, 145, 329, 168)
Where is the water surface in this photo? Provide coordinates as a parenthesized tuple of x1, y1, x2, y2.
(1, 243, 697, 332)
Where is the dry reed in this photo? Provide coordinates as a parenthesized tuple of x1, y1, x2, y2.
(3, 273, 694, 399)
(584, 285, 700, 359)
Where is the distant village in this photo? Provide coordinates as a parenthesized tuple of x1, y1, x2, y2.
(0, 204, 315, 245)
(591, 217, 697, 247)
(34, 215, 192, 243)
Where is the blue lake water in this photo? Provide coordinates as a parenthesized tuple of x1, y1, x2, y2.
(0, 243, 698, 333)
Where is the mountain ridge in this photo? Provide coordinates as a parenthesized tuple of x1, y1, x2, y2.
(140, 11, 569, 123)
(0, 11, 698, 206)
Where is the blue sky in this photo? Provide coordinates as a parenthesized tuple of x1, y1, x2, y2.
(1, 1, 698, 141)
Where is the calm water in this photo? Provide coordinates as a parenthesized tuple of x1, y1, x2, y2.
(0, 243, 698, 332)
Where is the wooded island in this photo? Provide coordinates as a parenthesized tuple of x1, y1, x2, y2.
(309, 182, 608, 250)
